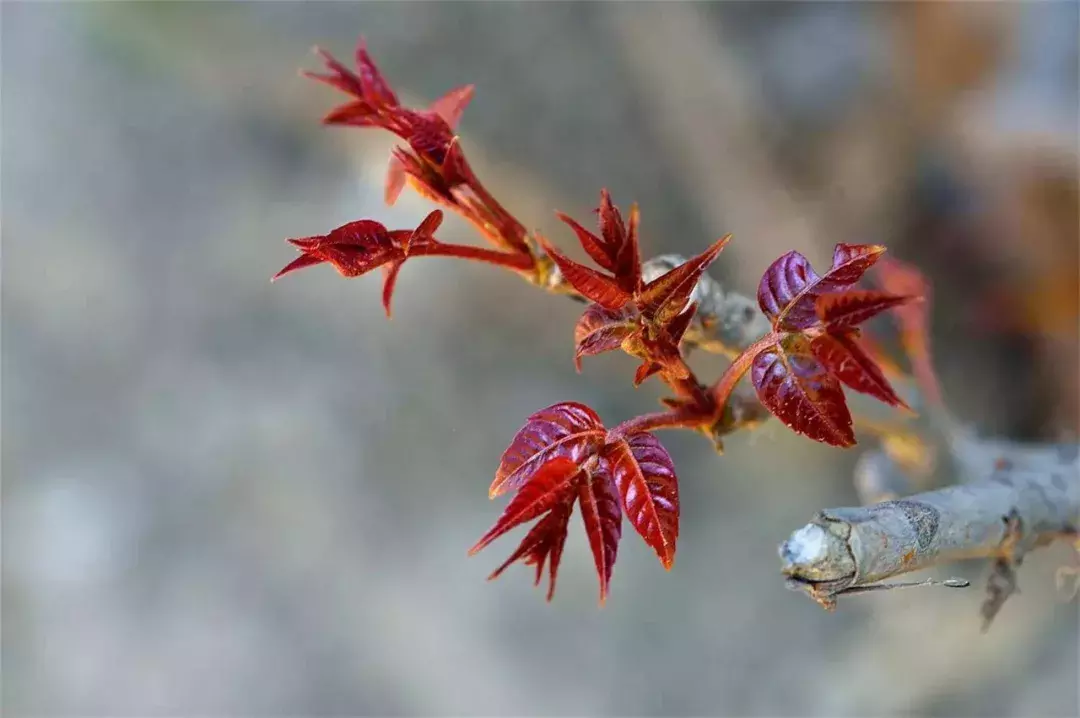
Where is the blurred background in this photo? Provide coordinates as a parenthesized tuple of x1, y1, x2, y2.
(3, 2, 1078, 715)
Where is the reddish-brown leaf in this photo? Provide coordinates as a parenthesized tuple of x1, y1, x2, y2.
(428, 85, 475, 129)
(573, 304, 639, 370)
(278, 219, 397, 279)
(402, 111, 457, 166)
(489, 402, 606, 498)
(751, 336, 855, 447)
(597, 191, 641, 293)
(469, 457, 582, 556)
(557, 214, 617, 274)
(272, 251, 326, 279)
(322, 99, 380, 126)
(810, 331, 910, 410)
(636, 322, 695, 385)
(275, 211, 445, 285)
(354, 39, 399, 107)
(538, 236, 632, 310)
(596, 190, 627, 255)
(555, 190, 642, 294)
(757, 243, 886, 331)
(304, 47, 366, 98)
(602, 434, 679, 568)
(406, 207, 444, 250)
(485, 496, 575, 601)
(637, 235, 730, 324)
(385, 147, 454, 207)
(576, 471, 623, 603)
(633, 360, 664, 387)
(663, 303, 698, 346)
(816, 290, 914, 330)
(875, 257, 944, 408)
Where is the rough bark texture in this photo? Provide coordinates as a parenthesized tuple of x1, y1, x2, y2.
(781, 450, 1079, 624)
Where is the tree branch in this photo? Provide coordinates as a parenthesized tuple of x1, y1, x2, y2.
(780, 450, 1079, 626)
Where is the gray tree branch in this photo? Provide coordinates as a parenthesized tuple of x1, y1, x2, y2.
(780, 448, 1079, 627)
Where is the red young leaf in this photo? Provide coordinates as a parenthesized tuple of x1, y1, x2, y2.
(304, 47, 367, 98)
(475, 400, 684, 602)
(602, 433, 680, 568)
(354, 39, 399, 107)
(816, 290, 914, 330)
(385, 151, 414, 207)
(875, 257, 944, 408)
(663, 303, 698, 346)
(633, 360, 664, 387)
(276, 219, 397, 280)
(637, 235, 730, 324)
(573, 304, 639, 370)
(428, 85, 475, 128)
(630, 336, 691, 387)
(405, 207, 443, 251)
(322, 100, 381, 127)
(555, 190, 642, 294)
(489, 402, 606, 498)
(757, 243, 886, 331)
(810, 331, 910, 410)
(273, 251, 325, 278)
(308, 40, 474, 199)
(401, 111, 457, 166)
(751, 335, 855, 447)
(576, 470, 623, 603)
(595, 190, 627, 254)
(538, 235, 632, 310)
(557, 214, 617, 272)
(274, 211, 445, 286)
(385, 147, 455, 207)
(486, 497, 575, 601)
(620, 302, 697, 387)
(597, 191, 642, 293)
(469, 457, 582, 556)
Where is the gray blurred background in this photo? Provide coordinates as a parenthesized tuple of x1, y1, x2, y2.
(3, 2, 1078, 715)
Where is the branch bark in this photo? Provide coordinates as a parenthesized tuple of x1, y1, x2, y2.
(780, 450, 1079, 627)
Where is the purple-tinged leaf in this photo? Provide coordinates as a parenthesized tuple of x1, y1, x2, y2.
(602, 433, 680, 568)
(489, 402, 606, 498)
(757, 243, 886, 331)
(811, 331, 910, 410)
(816, 290, 914, 330)
(751, 336, 855, 447)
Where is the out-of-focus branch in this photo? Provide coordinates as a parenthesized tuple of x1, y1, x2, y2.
(780, 449, 1079, 628)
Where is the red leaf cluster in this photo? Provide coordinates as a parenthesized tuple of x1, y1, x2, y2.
(545, 190, 729, 387)
(303, 38, 530, 256)
(714, 244, 916, 448)
(275, 39, 939, 605)
(273, 209, 532, 316)
(471, 402, 680, 602)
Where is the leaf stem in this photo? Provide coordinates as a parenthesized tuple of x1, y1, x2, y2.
(464, 174, 530, 254)
(419, 242, 536, 272)
(609, 404, 707, 438)
(710, 331, 781, 412)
